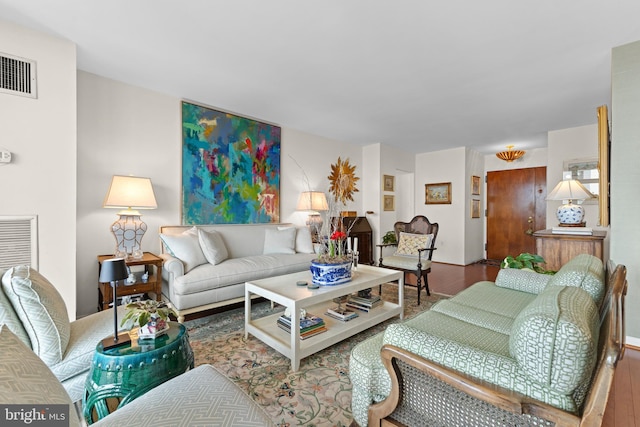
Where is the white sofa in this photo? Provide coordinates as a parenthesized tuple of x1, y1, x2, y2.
(159, 223, 317, 321)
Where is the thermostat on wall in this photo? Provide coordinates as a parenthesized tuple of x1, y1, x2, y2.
(0, 148, 12, 164)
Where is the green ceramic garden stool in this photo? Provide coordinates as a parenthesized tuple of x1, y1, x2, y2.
(83, 322, 194, 424)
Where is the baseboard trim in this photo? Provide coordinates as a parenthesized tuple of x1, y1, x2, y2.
(626, 336, 640, 350)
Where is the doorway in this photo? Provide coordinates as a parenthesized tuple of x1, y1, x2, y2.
(486, 167, 546, 262)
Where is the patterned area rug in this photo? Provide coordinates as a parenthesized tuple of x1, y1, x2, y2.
(185, 284, 447, 427)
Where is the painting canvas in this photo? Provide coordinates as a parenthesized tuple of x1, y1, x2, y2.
(182, 101, 281, 224)
(425, 182, 452, 204)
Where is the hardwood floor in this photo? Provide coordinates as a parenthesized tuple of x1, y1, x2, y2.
(426, 262, 638, 427)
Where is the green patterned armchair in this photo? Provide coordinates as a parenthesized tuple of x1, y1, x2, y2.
(349, 254, 627, 427)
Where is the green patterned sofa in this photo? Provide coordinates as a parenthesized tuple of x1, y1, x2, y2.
(349, 254, 627, 427)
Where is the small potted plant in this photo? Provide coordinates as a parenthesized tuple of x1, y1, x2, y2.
(382, 231, 397, 245)
(121, 299, 176, 339)
(501, 253, 555, 275)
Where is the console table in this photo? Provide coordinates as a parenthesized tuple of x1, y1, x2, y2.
(533, 229, 606, 271)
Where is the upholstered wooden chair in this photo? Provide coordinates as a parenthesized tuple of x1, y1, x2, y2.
(377, 216, 438, 305)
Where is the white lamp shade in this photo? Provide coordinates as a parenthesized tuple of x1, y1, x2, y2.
(547, 179, 595, 201)
(103, 175, 158, 210)
(547, 179, 594, 225)
(296, 191, 329, 212)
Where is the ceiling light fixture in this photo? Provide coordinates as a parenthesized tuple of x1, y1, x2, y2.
(496, 145, 525, 162)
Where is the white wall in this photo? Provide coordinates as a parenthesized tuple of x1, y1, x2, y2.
(76, 72, 364, 317)
(0, 20, 77, 319)
(414, 147, 466, 265)
(77, 71, 180, 316)
(464, 148, 484, 264)
(611, 40, 640, 343)
(546, 125, 602, 230)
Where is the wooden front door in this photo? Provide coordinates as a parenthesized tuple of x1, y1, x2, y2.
(486, 167, 546, 262)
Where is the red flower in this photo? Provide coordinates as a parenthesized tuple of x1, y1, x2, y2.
(330, 231, 347, 240)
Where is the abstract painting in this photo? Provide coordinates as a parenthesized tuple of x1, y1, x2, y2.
(181, 101, 281, 224)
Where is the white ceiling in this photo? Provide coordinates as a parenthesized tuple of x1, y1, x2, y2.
(2, 0, 640, 154)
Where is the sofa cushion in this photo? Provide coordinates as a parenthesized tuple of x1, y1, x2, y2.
(510, 285, 599, 394)
(0, 326, 80, 427)
(495, 268, 552, 294)
(2, 266, 71, 366)
(160, 227, 208, 272)
(394, 232, 433, 257)
(547, 254, 605, 307)
(439, 281, 536, 320)
(198, 228, 229, 265)
(172, 254, 315, 296)
(263, 227, 296, 254)
(0, 277, 31, 347)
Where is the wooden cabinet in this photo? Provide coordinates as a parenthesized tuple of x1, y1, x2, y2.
(97, 252, 163, 311)
(341, 216, 374, 265)
(533, 230, 606, 272)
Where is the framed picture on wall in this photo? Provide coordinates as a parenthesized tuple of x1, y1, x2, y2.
(471, 176, 481, 195)
(425, 182, 452, 204)
(383, 195, 395, 211)
(471, 199, 481, 218)
(383, 174, 395, 192)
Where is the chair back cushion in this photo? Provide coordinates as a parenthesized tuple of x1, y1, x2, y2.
(0, 278, 32, 347)
(1, 266, 71, 366)
(394, 232, 434, 257)
(510, 284, 599, 394)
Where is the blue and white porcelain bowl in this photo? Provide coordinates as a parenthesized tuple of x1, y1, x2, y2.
(310, 260, 352, 286)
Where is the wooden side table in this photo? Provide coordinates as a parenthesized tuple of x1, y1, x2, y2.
(82, 322, 194, 424)
(98, 252, 163, 311)
(533, 229, 607, 272)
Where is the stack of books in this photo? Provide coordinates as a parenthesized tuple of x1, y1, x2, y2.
(326, 306, 359, 321)
(277, 313, 327, 339)
(346, 293, 383, 312)
(551, 226, 593, 235)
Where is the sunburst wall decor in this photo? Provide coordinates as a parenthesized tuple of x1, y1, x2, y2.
(328, 157, 359, 204)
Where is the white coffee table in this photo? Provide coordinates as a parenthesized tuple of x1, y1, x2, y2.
(244, 264, 404, 370)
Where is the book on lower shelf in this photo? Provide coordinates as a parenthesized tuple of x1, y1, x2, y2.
(277, 313, 327, 339)
(551, 226, 593, 235)
(326, 307, 359, 321)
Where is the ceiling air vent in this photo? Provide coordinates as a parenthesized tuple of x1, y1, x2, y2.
(0, 52, 37, 99)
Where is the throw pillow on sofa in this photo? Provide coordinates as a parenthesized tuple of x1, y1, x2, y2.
(1, 266, 71, 366)
(198, 228, 229, 265)
(495, 268, 552, 294)
(278, 226, 315, 254)
(263, 227, 296, 254)
(160, 227, 208, 272)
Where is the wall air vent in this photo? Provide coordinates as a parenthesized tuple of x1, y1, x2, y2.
(0, 215, 38, 271)
(0, 52, 37, 98)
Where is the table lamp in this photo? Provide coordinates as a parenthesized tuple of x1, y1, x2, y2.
(99, 257, 130, 350)
(103, 175, 157, 259)
(547, 179, 595, 226)
(296, 191, 329, 240)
